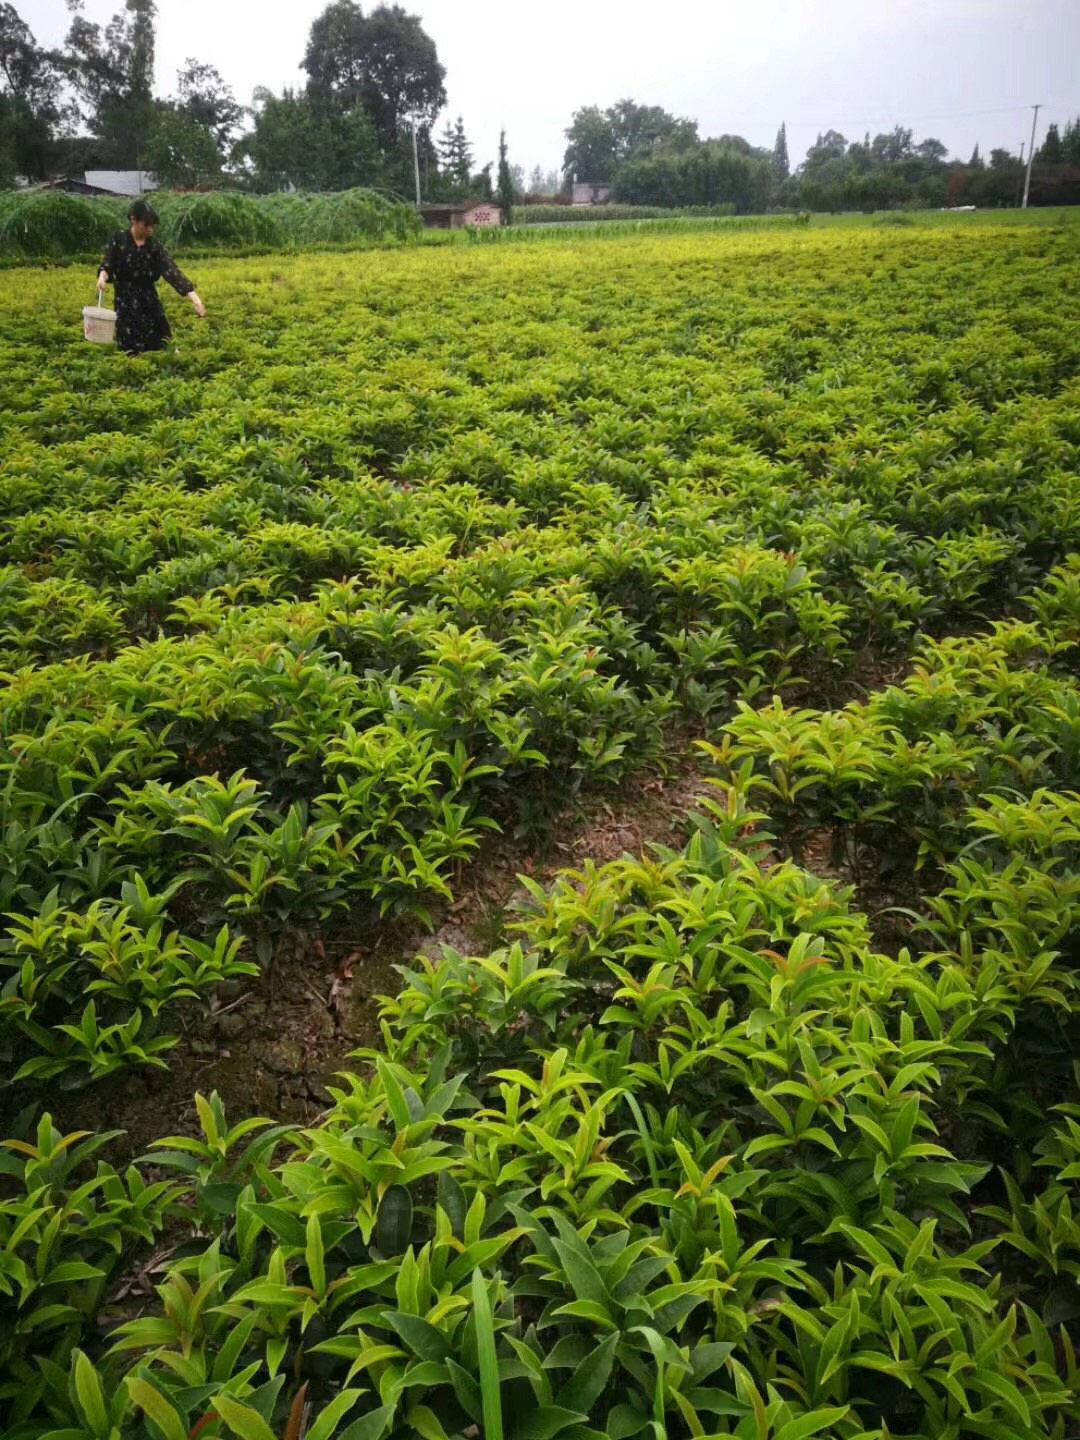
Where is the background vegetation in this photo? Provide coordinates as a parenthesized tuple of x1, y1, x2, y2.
(2, 0, 1078, 213)
(0, 220, 1079, 1436)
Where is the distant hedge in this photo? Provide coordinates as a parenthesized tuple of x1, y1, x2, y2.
(518, 202, 739, 224)
(0, 188, 421, 260)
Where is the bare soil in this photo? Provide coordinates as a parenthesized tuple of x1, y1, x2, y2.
(46, 746, 713, 1160)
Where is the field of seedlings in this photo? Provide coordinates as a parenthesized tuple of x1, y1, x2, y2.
(2, 218, 1080, 1439)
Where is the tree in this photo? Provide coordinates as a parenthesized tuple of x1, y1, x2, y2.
(471, 160, 492, 199)
(526, 164, 560, 196)
(915, 136, 947, 164)
(496, 128, 513, 223)
(61, 0, 157, 166)
(144, 101, 220, 187)
(772, 121, 789, 180)
(988, 147, 1014, 170)
(563, 98, 697, 183)
(1039, 122, 1064, 164)
(615, 137, 772, 211)
(802, 129, 847, 170)
(303, 1, 445, 154)
(563, 104, 615, 182)
(968, 142, 983, 168)
(607, 98, 697, 159)
(871, 126, 914, 164)
(175, 59, 244, 153)
(0, 3, 66, 180)
(437, 113, 471, 190)
(1063, 118, 1080, 166)
(240, 85, 379, 191)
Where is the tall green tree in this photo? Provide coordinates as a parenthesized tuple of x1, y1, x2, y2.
(772, 121, 789, 180)
(0, 3, 66, 180)
(437, 113, 471, 191)
(615, 136, 772, 211)
(175, 59, 244, 154)
(61, 0, 157, 166)
(915, 136, 948, 164)
(303, 0, 445, 154)
(968, 142, 983, 168)
(472, 159, 492, 199)
(496, 127, 513, 223)
(608, 98, 697, 158)
(143, 101, 220, 187)
(240, 85, 379, 191)
(871, 125, 913, 164)
(1038, 122, 1064, 164)
(563, 98, 696, 183)
(562, 104, 615, 182)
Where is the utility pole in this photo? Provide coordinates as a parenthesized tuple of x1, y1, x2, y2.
(411, 120, 422, 207)
(1022, 103, 1040, 209)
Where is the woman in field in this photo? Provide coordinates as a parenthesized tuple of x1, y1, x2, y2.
(96, 199, 206, 355)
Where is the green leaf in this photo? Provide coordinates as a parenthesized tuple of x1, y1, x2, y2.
(306, 1213, 326, 1296)
(336, 1404, 395, 1440)
(125, 1378, 188, 1440)
(774, 1408, 851, 1440)
(72, 1349, 110, 1438)
(473, 1266, 504, 1440)
(212, 1393, 279, 1440)
(377, 1184, 413, 1256)
(508, 1406, 589, 1440)
(437, 1170, 468, 1239)
(383, 1310, 452, 1362)
(606, 1403, 649, 1440)
(550, 1239, 613, 1317)
(557, 1332, 618, 1413)
(305, 1388, 366, 1440)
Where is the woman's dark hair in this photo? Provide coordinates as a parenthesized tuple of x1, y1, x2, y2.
(129, 199, 159, 226)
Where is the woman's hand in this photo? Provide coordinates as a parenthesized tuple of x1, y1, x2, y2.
(189, 292, 207, 318)
(96, 270, 109, 292)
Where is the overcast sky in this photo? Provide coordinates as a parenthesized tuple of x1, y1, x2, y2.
(25, 0, 1080, 175)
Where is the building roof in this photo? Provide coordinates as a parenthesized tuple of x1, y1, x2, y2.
(84, 170, 158, 197)
(20, 176, 121, 196)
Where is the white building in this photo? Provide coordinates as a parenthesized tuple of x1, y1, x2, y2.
(571, 182, 612, 206)
(84, 171, 158, 197)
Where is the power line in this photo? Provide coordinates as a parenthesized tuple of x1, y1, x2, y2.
(784, 101, 1078, 132)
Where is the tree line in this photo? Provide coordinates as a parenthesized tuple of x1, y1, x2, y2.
(0, 0, 516, 206)
(563, 103, 1080, 212)
(2, 1, 1079, 212)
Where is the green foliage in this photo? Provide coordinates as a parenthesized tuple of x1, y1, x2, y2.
(519, 202, 737, 223)
(0, 187, 420, 260)
(496, 129, 514, 227)
(1, 223, 1080, 1435)
(0, 189, 124, 259)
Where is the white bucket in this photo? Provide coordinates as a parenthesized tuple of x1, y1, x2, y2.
(83, 289, 116, 345)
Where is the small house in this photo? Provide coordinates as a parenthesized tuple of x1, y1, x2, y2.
(19, 171, 159, 197)
(571, 182, 612, 206)
(17, 175, 123, 196)
(419, 201, 502, 229)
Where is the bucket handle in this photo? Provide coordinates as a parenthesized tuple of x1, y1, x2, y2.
(96, 286, 104, 305)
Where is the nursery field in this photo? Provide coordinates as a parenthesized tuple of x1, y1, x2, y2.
(2, 222, 1080, 1439)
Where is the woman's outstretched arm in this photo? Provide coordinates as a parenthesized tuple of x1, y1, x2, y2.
(156, 243, 206, 317)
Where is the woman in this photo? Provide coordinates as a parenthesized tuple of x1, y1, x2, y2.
(96, 200, 206, 355)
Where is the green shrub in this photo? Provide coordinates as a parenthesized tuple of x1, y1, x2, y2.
(0, 190, 125, 258)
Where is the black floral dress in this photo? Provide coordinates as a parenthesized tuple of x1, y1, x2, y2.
(98, 230, 195, 355)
